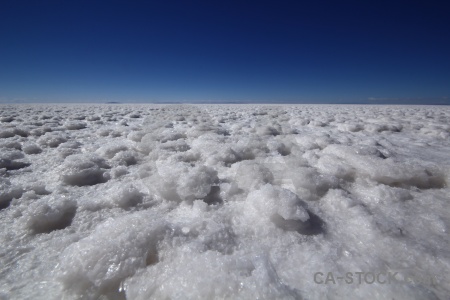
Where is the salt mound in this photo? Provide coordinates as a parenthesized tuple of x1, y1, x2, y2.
(0, 178, 23, 209)
(57, 211, 167, 299)
(322, 144, 446, 189)
(95, 142, 131, 159)
(64, 121, 87, 130)
(59, 154, 110, 186)
(0, 149, 30, 171)
(242, 184, 326, 236)
(38, 132, 68, 148)
(22, 142, 42, 154)
(148, 161, 218, 202)
(22, 196, 77, 234)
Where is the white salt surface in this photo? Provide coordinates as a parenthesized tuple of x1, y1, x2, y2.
(0, 104, 449, 299)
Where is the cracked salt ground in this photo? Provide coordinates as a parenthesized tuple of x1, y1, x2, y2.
(0, 104, 449, 299)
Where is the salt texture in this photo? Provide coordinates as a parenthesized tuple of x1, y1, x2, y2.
(0, 103, 449, 299)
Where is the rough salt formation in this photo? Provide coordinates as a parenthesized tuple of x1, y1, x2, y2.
(0, 103, 449, 299)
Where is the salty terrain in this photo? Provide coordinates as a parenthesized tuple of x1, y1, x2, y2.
(0, 104, 449, 299)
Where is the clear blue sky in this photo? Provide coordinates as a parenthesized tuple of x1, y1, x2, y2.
(1, 0, 449, 104)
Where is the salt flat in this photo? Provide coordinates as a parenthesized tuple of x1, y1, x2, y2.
(0, 104, 449, 299)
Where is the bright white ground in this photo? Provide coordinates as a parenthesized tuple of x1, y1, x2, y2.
(0, 104, 449, 299)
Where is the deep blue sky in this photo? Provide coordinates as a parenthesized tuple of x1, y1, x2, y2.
(1, 0, 449, 104)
